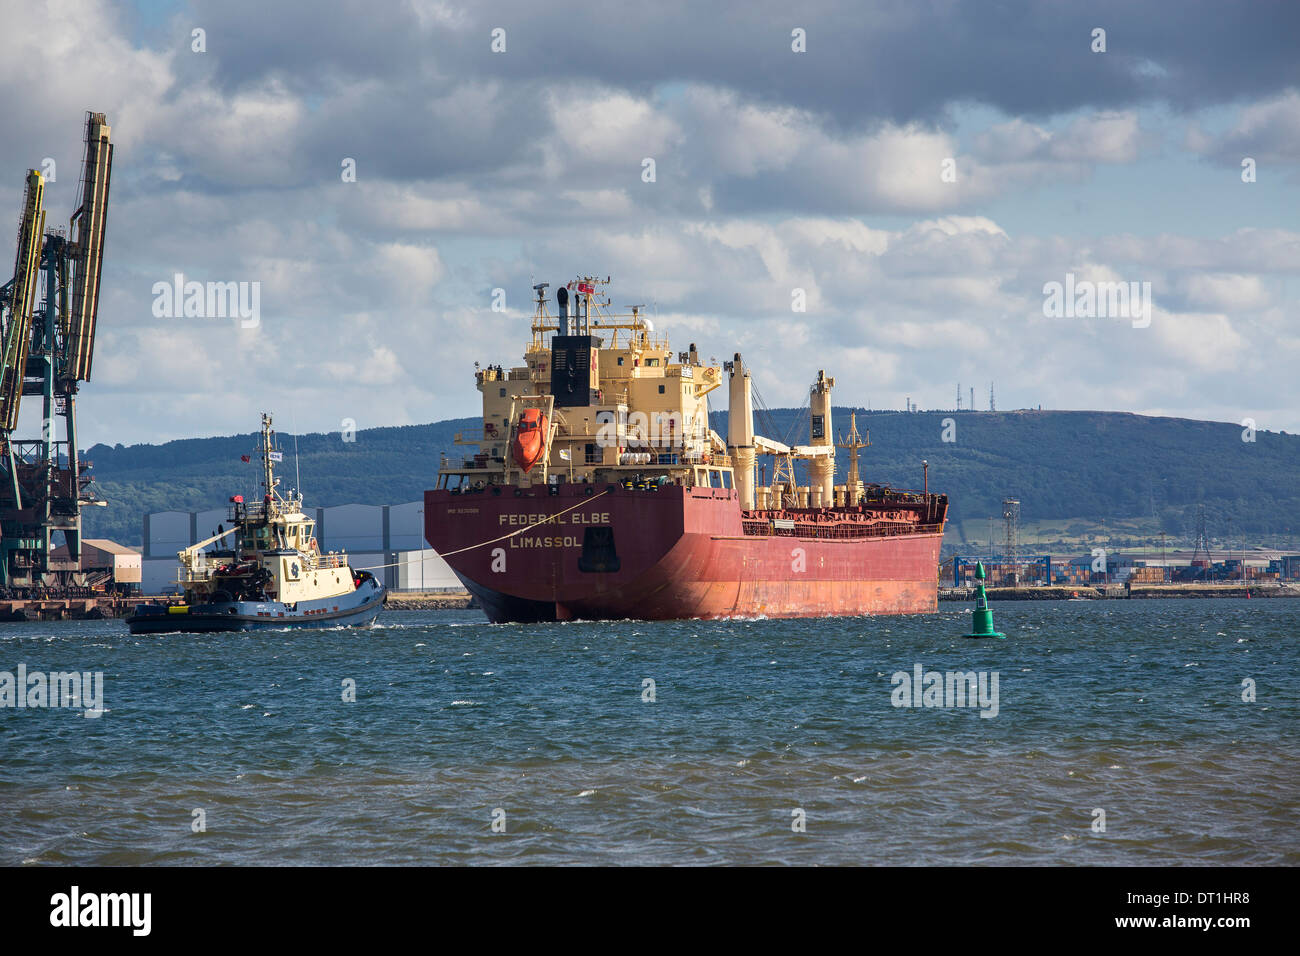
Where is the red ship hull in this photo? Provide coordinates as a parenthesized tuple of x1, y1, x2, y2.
(425, 483, 945, 622)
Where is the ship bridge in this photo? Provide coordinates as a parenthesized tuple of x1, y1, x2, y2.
(436, 276, 938, 520)
(439, 277, 735, 494)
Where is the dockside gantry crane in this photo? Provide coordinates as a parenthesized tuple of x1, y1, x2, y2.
(0, 111, 112, 595)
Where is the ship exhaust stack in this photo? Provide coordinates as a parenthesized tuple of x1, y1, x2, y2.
(727, 352, 756, 511)
(809, 370, 835, 508)
(556, 286, 569, 334)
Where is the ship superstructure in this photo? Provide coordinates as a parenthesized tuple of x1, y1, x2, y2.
(127, 413, 385, 632)
(443, 278, 728, 491)
(427, 276, 947, 622)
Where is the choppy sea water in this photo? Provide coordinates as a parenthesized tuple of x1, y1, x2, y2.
(0, 598, 1295, 866)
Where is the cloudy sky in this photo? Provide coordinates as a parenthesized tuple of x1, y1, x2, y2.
(2, 0, 1298, 446)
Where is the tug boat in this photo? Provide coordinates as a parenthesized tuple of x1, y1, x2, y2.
(127, 413, 386, 633)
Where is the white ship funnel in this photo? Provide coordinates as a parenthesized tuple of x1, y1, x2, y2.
(727, 352, 756, 510)
(809, 370, 836, 507)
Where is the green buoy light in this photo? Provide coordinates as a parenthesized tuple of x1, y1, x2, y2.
(963, 561, 1006, 639)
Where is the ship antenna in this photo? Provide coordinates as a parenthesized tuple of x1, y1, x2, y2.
(292, 407, 302, 502)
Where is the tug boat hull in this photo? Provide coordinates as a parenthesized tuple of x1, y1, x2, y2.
(126, 573, 386, 634)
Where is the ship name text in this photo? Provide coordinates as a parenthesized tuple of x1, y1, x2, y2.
(499, 512, 610, 526)
(510, 535, 581, 549)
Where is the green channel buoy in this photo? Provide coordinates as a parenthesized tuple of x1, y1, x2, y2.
(963, 561, 1006, 639)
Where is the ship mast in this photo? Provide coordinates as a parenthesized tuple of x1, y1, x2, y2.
(837, 412, 869, 502)
(260, 412, 281, 514)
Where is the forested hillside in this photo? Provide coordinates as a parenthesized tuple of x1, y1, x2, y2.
(81, 409, 1300, 550)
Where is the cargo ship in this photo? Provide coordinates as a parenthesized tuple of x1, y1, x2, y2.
(425, 277, 947, 622)
(127, 414, 386, 633)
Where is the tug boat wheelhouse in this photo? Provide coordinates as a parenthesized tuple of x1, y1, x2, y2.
(424, 276, 948, 623)
(127, 414, 386, 633)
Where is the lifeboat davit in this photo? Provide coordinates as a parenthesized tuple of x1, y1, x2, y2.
(511, 408, 548, 472)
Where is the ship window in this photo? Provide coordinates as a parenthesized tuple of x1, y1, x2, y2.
(647, 358, 659, 366)
(585, 443, 599, 464)
(617, 357, 624, 366)
(499, 388, 506, 397)
(658, 385, 665, 394)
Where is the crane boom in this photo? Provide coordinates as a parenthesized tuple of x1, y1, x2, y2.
(0, 171, 45, 431)
(66, 112, 113, 384)
(0, 111, 113, 594)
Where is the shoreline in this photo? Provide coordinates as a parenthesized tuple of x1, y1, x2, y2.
(5, 586, 1289, 622)
(383, 591, 476, 611)
(939, 583, 1299, 601)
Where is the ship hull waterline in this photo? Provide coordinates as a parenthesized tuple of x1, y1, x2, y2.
(126, 577, 387, 634)
(426, 484, 944, 623)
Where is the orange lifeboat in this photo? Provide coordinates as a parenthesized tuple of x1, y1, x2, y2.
(511, 408, 548, 473)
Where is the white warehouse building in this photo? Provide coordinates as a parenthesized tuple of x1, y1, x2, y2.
(140, 501, 460, 595)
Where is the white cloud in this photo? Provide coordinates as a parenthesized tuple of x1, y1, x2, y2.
(1185, 91, 1300, 166)
(1, 1, 1298, 445)
(972, 111, 1143, 168)
(1150, 308, 1248, 370)
(1178, 273, 1270, 312)
(1048, 111, 1142, 164)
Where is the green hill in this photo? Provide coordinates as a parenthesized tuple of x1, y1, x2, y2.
(713, 408, 1299, 553)
(82, 418, 478, 546)
(80, 409, 1300, 551)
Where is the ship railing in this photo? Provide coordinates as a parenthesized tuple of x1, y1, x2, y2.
(312, 554, 348, 570)
(599, 328, 672, 352)
(741, 520, 945, 539)
(228, 503, 274, 522)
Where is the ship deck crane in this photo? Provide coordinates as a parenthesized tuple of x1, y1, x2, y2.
(0, 111, 113, 595)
